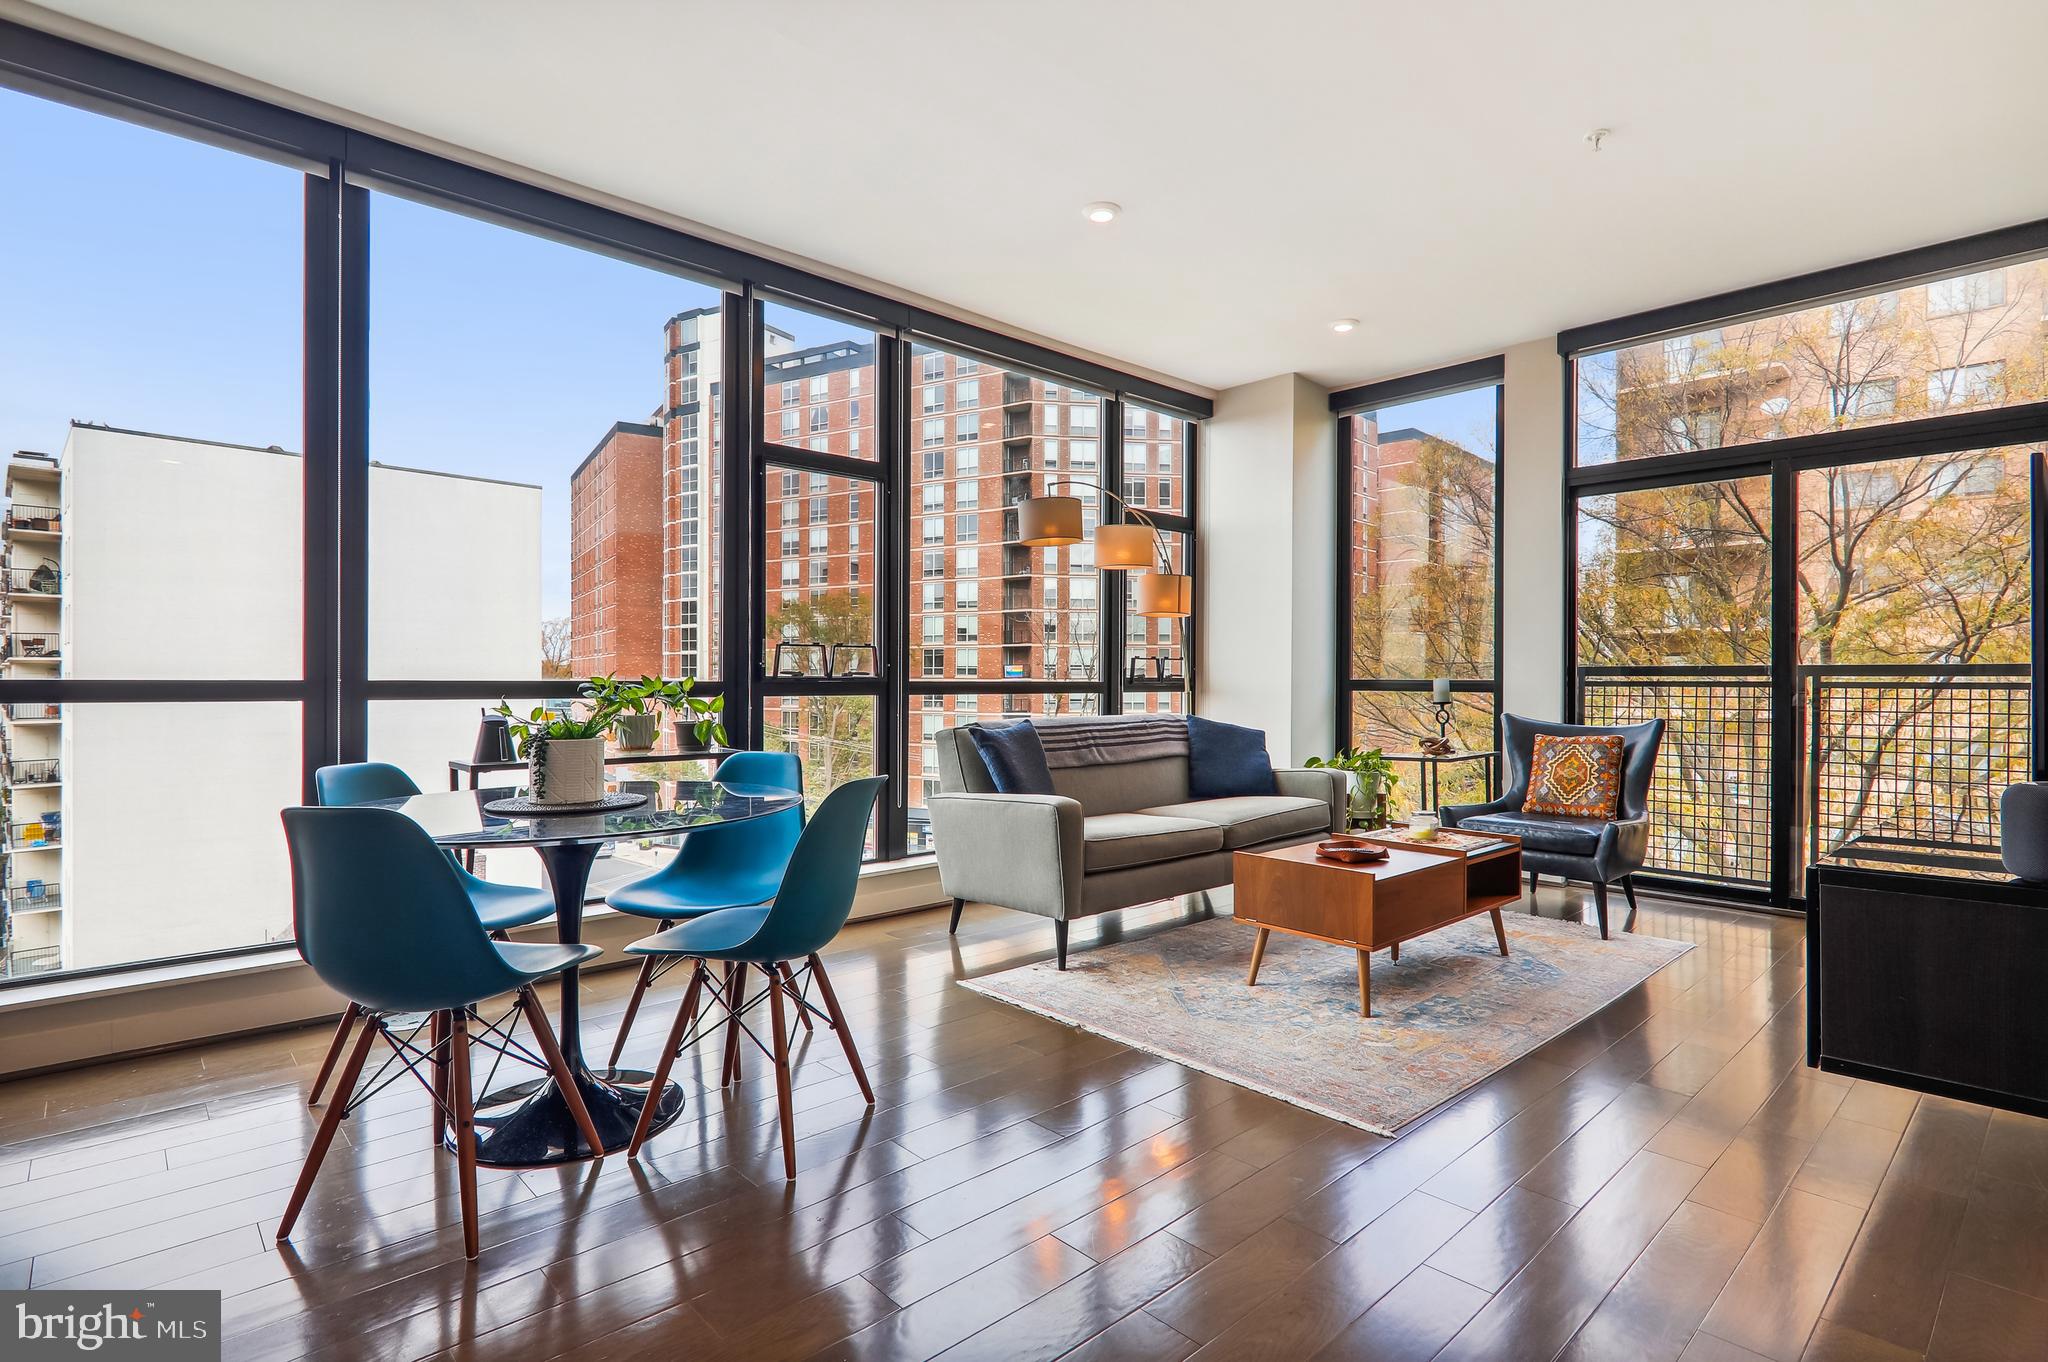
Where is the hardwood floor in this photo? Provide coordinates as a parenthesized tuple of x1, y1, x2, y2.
(3, 885, 2046, 1361)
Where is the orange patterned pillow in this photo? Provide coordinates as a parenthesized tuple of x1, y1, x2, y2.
(1524, 734, 1624, 818)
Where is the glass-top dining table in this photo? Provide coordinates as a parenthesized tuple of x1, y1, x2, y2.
(370, 779, 803, 1167)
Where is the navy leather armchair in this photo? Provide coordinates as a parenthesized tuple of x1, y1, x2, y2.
(1441, 713, 1665, 939)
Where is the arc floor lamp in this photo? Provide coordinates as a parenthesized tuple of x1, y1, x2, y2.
(1015, 480, 1192, 617)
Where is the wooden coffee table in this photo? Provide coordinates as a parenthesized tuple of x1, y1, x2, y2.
(1233, 830, 1522, 1016)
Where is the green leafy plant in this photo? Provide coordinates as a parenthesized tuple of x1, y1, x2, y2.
(496, 674, 728, 755)
(1304, 747, 1402, 827)
(492, 698, 615, 755)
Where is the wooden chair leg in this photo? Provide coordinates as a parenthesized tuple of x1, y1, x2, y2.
(948, 898, 965, 934)
(449, 1009, 480, 1260)
(307, 1001, 362, 1107)
(1245, 926, 1270, 985)
(780, 962, 813, 1033)
(607, 956, 660, 1069)
(1592, 881, 1611, 940)
(277, 1016, 378, 1242)
(629, 964, 706, 1158)
(519, 987, 604, 1163)
(720, 962, 749, 1087)
(1621, 876, 1640, 933)
(767, 969, 797, 1181)
(808, 953, 873, 1106)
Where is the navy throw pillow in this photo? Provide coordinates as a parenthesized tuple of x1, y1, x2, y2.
(966, 721, 1055, 795)
(1187, 716, 1276, 799)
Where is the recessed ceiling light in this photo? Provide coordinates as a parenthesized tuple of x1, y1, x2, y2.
(1331, 318, 1360, 334)
(1083, 201, 1121, 224)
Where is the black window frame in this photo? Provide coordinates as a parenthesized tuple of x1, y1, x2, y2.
(1559, 223, 2048, 909)
(1330, 358, 1507, 777)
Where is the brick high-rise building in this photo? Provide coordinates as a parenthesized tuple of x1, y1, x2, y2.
(574, 317, 1188, 846)
(569, 420, 663, 677)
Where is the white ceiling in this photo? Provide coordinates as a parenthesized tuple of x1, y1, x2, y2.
(26, 0, 2048, 394)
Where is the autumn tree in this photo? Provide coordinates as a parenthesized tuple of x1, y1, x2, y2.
(764, 589, 875, 806)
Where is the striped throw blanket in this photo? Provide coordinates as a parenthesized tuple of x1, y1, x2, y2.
(1033, 716, 1188, 770)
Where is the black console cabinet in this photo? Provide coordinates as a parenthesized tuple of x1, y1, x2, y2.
(1809, 853, 2048, 1119)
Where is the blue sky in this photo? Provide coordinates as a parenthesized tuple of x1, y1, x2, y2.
(1370, 386, 1499, 461)
(0, 86, 857, 618)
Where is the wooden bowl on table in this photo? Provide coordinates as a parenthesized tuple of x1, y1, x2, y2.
(1315, 836, 1388, 865)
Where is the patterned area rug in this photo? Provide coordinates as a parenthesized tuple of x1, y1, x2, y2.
(961, 913, 1694, 1135)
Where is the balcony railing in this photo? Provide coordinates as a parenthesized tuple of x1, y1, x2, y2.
(1579, 664, 2029, 891)
(0, 565, 60, 596)
(6, 633, 58, 660)
(0, 944, 61, 977)
(9, 758, 60, 785)
(5, 703, 59, 722)
(3, 504, 58, 533)
(1803, 665, 2028, 864)
(6, 884, 59, 912)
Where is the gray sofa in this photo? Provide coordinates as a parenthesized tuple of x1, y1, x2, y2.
(929, 717, 1346, 967)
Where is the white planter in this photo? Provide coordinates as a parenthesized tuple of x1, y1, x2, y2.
(528, 736, 606, 805)
(614, 713, 659, 752)
(1347, 772, 1385, 827)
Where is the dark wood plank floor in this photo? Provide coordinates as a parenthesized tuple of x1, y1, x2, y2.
(4, 886, 2046, 1361)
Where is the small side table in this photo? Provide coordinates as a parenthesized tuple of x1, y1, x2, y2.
(1384, 750, 1499, 815)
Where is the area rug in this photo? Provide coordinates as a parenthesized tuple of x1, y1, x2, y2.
(960, 913, 1694, 1135)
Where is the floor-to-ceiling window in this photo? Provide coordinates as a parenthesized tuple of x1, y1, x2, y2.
(0, 85, 307, 981)
(1567, 248, 2048, 903)
(0, 27, 1208, 993)
(1334, 361, 1503, 814)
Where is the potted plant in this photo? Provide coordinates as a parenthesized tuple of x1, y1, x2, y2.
(583, 673, 675, 752)
(667, 677, 727, 755)
(1304, 747, 1402, 829)
(492, 698, 618, 806)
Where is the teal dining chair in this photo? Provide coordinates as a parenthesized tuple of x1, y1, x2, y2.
(601, 750, 805, 1071)
(625, 776, 884, 1180)
(305, 762, 557, 1109)
(278, 806, 604, 1259)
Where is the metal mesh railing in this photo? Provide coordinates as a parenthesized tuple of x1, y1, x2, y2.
(1805, 667, 2028, 860)
(1580, 668, 1772, 887)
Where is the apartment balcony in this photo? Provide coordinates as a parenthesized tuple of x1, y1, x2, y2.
(3, 503, 60, 538)
(6, 633, 59, 663)
(0, 943, 61, 978)
(5, 824, 60, 853)
(9, 758, 60, 786)
(1578, 663, 2026, 891)
(0, 565, 61, 598)
(5, 702, 60, 724)
(1001, 374, 1033, 406)
(6, 883, 60, 913)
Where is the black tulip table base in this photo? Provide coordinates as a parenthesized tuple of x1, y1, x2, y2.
(460, 1066, 685, 1168)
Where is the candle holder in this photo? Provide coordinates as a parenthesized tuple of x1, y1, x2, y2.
(1422, 698, 1456, 755)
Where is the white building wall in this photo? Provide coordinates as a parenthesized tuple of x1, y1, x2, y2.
(56, 428, 540, 970)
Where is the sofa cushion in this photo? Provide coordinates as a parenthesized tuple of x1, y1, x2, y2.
(966, 721, 1054, 795)
(1186, 716, 1277, 799)
(1083, 812, 1227, 872)
(1052, 756, 1190, 816)
(1455, 810, 1606, 856)
(1138, 795, 1331, 849)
